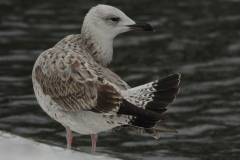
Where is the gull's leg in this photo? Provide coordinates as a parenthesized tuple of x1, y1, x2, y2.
(66, 126, 73, 149)
(90, 134, 98, 155)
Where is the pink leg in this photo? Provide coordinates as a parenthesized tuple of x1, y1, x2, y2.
(66, 126, 73, 149)
(90, 134, 98, 155)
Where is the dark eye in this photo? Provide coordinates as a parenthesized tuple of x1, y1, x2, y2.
(111, 17, 119, 22)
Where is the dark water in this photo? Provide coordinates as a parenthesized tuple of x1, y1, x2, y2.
(1, 0, 240, 159)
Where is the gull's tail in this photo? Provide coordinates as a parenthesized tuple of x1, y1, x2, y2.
(119, 74, 180, 139)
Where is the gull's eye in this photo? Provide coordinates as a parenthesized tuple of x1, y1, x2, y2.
(111, 17, 119, 22)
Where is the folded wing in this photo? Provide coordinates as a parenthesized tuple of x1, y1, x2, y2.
(34, 47, 122, 114)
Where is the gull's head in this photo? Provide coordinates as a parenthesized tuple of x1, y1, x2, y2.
(82, 4, 154, 40)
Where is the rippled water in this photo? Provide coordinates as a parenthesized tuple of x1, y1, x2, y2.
(1, 0, 240, 159)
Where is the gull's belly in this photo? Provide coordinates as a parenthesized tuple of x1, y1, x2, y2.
(40, 107, 128, 135)
(55, 110, 127, 135)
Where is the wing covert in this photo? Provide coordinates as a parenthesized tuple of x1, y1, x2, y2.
(34, 47, 122, 114)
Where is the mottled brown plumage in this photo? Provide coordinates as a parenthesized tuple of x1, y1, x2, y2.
(32, 4, 180, 154)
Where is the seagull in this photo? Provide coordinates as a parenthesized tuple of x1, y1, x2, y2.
(32, 4, 181, 155)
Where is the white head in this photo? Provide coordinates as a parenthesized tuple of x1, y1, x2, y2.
(81, 4, 154, 66)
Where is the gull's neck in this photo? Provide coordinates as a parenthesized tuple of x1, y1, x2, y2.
(81, 25, 113, 67)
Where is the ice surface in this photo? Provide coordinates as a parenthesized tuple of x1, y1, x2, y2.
(0, 131, 120, 160)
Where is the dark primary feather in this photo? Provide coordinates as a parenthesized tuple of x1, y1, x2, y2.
(118, 99, 167, 128)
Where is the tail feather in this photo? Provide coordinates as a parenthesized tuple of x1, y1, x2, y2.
(120, 73, 181, 138)
(122, 73, 180, 112)
(153, 79, 180, 91)
(153, 88, 180, 103)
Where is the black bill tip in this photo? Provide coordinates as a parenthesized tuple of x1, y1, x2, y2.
(127, 21, 154, 31)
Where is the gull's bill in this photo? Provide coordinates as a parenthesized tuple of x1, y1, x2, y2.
(127, 21, 155, 31)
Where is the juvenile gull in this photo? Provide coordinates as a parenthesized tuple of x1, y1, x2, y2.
(32, 4, 181, 154)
